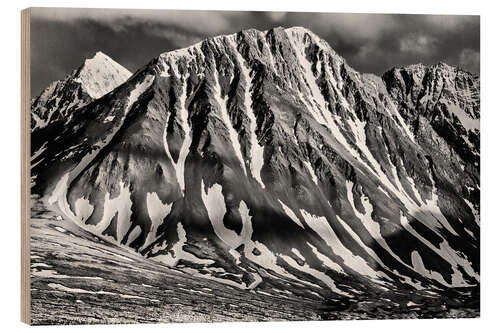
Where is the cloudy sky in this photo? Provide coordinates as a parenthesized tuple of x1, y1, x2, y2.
(30, 8, 479, 97)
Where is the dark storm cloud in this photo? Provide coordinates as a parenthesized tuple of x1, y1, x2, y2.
(280, 12, 479, 76)
(30, 8, 479, 97)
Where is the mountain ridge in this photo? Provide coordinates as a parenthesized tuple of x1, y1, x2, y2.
(30, 51, 132, 130)
(30, 26, 480, 299)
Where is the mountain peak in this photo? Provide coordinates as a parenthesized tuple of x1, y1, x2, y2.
(89, 50, 107, 59)
(284, 26, 314, 35)
(154, 25, 341, 79)
(75, 51, 132, 99)
(84, 51, 113, 65)
(31, 51, 132, 130)
(388, 62, 466, 77)
(434, 61, 455, 71)
(284, 26, 324, 41)
(81, 51, 115, 71)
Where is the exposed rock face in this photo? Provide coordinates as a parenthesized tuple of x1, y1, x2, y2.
(382, 64, 479, 201)
(31, 27, 480, 298)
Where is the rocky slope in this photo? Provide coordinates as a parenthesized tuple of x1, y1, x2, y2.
(29, 195, 479, 325)
(31, 27, 480, 301)
(382, 63, 480, 203)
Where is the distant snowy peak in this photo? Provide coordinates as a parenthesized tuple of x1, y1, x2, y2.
(74, 51, 132, 99)
(31, 51, 132, 130)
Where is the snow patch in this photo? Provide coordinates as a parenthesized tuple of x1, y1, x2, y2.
(230, 39, 265, 187)
(346, 181, 407, 267)
(278, 199, 304, 228)
(410, 251, 448, 286)
(99, 182, 133, 243)
(308, 243, 345, 274)
(463, 199, 480, 226)
(212, 69, 247, 176)
(54, 226, 67, 233)
(124, 75, 154, 114)
(76, 51, 132, 99)
(201, 181, 240, 248)
(32, 269, 103, 280)
(144, 192, 172, 249)
(152, 222, 214, 267)
(126, 225, 142, 246)
(446, 102, 479, 131)
(291, 248, 305, 261)
(74, 197, 94, 222)
(399, 212, 477, 287)
(48, 283, 113, 295)
(281, 253, 350, 296)
(31, 141, 48, 165)
(238, 200, 254, 246)
(300, 209, 383, 280)
(303, 161, 318, 185)
(162, 80, 192, 193)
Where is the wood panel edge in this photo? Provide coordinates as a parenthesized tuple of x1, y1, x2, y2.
(21, 7, 31, 326)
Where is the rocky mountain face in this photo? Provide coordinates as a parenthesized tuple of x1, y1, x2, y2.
(382, 64, 480, 202)
(31, 27, 480, 299)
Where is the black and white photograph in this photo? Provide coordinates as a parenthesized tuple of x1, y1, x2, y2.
(23, 7, 480, 325)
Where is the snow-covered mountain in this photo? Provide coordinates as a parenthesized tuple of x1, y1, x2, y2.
(31, 51, 131, 130)
(31, 27, 479, 298)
